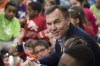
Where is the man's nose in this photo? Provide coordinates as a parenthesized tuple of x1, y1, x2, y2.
(51, 24, 56, 31)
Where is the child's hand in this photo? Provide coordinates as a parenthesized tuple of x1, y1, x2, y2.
(22, 56, 39, 66)
(19, 28, 26, 39)
(18, 28, 26, 44)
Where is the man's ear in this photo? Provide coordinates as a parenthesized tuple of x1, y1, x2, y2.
(66, 17, 71, 23)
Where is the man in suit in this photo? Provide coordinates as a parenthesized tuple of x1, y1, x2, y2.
(23, 5, 100, 66)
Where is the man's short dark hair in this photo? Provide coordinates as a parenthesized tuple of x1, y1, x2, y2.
(64, 44, 95, 66)
(5, 1, 17, 10)
(45, 5, 69, 19)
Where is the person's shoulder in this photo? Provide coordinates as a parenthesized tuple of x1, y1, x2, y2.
(12, 17, 20, 24)
(38, 14, 45, 19)
(84, 8, 92, 13)
(13, 17, 19, 21)
(37, 13, 46, 22)
(72, 25, 89, 36)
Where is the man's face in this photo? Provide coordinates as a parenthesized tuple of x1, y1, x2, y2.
(59, 53, 79, 66)
(46, 9, 70, 39)
(70, 0, 81, 6)
(5, 5, 17, 20)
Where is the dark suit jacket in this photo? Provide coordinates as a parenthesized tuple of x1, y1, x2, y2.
(39, 23, 100, 66)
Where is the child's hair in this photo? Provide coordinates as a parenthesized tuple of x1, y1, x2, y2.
(24, 39, 37, 48)
(64, 37, 87, 48)
(69, 6, 89, 28)
(28, 2, 42, 14)
(83, 0, 90, 8)
(32, 40, 50, 49)
(64, 44, 95, 66)
(5, 1, 17, 10)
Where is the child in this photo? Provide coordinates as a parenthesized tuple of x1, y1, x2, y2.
(59, 44, 95, 66)
(32, 40, 51, 59)
(17, 29, 51, 61)
(17, 39, 37, 61)
(21, 2, 47, 41)
(17, 39, 51, 61)
(0, 1, 20, 52)
(69, 6, 95, 37)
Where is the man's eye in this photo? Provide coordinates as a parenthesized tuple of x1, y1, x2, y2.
(54, 19, 60, 24)
(47, 23, 52, 25)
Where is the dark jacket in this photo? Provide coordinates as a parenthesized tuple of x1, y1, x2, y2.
(39, 23, 100, 66)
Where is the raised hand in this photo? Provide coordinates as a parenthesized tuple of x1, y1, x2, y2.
(18, 28, 26, 44)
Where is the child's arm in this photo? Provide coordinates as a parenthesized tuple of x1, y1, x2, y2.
(17, 28, 27, 61)
(17, 43, 27, 61)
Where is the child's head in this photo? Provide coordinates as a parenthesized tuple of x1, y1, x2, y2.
(59, 44, 95, 66)
(32, 40, 50, 59)
(68, 6, 86, 28)
(4, 1, 17, 21)
(24, 39, 37, 55)
(43, 0, 56, 10)
(70, 0, 89, 8)
(27, 2, 42, 18)
(63, 37, 87, 51)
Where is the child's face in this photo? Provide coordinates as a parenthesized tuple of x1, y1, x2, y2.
(5, 5, 17, 20)
(24, 47, 33, 55)
(27, 6, 36, 18)
(44, 1, 52, 10)
(34, 45, 50, 59)
(70, 0, 81, 6)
